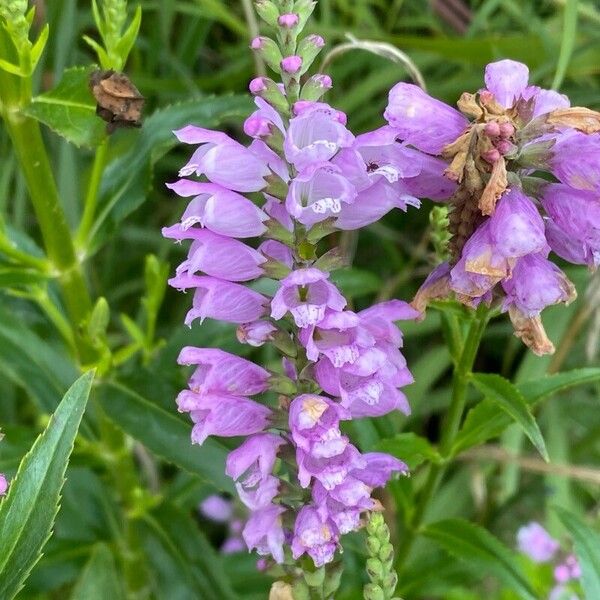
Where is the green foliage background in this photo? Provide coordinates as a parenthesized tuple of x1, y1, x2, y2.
(0, 0, 599, 598)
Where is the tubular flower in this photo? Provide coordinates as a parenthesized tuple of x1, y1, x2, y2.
(387, 59, 600, 355)
(163, 0, 418, 570)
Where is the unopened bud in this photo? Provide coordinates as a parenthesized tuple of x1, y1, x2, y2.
(303, 566, 326, 587)
(251, 36, 284, 73)
(254, 0, 279, 27)
(296, 34, 325, 74)
(278, 13, 299, 28)
(249, 77, 290, 115)
(244, 114, 272, 138)
(281, 55, 303, 74)
(300, 73, 333, 101)
(484, 121, 501, 137)
(499, 121, 515, 138)
(366, 558, 384, 581)
(363, 583, 385, 600)
(482, 148, 501, 164)
(495, 139, 513, 155)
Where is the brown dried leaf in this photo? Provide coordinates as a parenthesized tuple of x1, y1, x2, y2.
(478, 158, 508, 215)
(546, 107, 600, 134)
(508, 308, 555, 356)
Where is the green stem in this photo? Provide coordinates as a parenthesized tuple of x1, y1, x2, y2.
(3, 111, 96, 362)
(32, 289, 77, 353)
(76, 138, 109, 248)
(395, 304, 489, 571)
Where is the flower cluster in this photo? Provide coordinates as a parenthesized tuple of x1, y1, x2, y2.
(163, 0, 418, 570)
(388, 59, 600, 355)
(517, 522, 582, 600)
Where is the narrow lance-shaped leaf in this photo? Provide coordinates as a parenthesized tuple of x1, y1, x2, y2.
(0, 371, 94, 599)
(69, 543, 125, 600)
(454, 368, 600, 454)
(469, 373, 549, 461)
(555, 507, 600, 599)
(96, 381, 233, 492)
(422, 518, 537, 600)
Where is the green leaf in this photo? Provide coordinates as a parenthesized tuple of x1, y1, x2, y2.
(69, 543, 125, 600)
(30, 24, 49, 70)
(88, 95, 252, 253)
(0, 267, 48, 287)
(96, 381, 233, 492)
(469, 373, 548, 461)
(551, 0, 579, 89)
(422, 519, 537, 600)
(376, 433, 441, 470)
(141, 504, 239, 599)
(23, 66, 106, 148)
(115, 5, 142, 65)
(0, 371, 94, 599)
(454, 368, 600, 454)
(555, 507, 600, 599)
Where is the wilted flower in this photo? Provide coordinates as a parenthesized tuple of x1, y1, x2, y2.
(391, 59, 600, 354)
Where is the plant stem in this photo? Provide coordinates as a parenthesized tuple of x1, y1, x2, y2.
(3, 111, 96, 362)
(395, 304, 489, 571)
(76, 137, 109, 249)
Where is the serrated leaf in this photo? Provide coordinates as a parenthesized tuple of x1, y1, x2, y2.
(376, 433, 441, 470)
(422, 518, 537, 600)
(69, 543, 125, 600)
(469, 373, 548, 461)
(23, 66, 106, 148)
(0, 371, 94, 599)
(454, 368, 600, 454)
(96, 381, 233, 492)
(87, 95, 252, 254)
(555, 507, 600, 599)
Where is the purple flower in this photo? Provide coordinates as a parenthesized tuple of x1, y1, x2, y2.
(387, 59, 600, 354)
(286, 163, 357, 226)
(176, 390, 271, 445)
(165, 180, 268, 238)
(178, 346, 270, 396)
(517, 522, 559, 563)
(271, 268, 346, 328)
(199, 494, 233, 522)
(291, 506, 338, 567)
(168, 274, 268, 326)
(0, 473, 7, 496)
(384, 82, 469, 154)
(165, 228, 266, 282)
(243, 504, 286, 564)
(236, 320, 277, 347)
(284, 101, 354, 170)
(174, 126, 270, 192)
(281, 55, 302, 73)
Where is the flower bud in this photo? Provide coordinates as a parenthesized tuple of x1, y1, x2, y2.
(363, 583, 385, 600)
(495, 139, 514, 155)
(484, 121, 501, 137)
(281, 55, 303, 74)
(499, 122, 515, 138)
(254, 0, 279, 27)
(366, 558, 384, 581)
(482, 148, 501, 164)
(249, 77, 290, 116)
(300, 73, 333, 101)
(244, 114, 272, 138)
(236, 320, 277, 347)
(251, 36, 284, 73)
(268, 374, 297, 395)
(296, 34, 325, 74)
(383, 572, 399, 593)
(278, 13, 299, 28)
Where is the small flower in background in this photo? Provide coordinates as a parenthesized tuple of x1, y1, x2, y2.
(516, 522, 582, 600)
(394, 59, 600, 355)
(0, 472, 8, 496)
(517, 521, 559, 562)
(199, 495, 246, 555)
